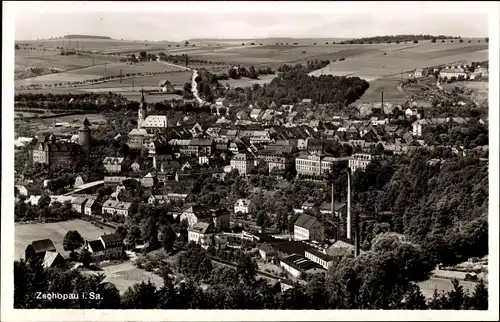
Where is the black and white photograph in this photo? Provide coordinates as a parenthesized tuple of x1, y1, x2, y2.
(2, 1, 499, 321)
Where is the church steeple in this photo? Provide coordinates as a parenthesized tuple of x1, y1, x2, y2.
(138, 87, 147, 129)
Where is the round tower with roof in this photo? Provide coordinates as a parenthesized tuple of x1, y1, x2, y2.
(78, 118, 91, 151)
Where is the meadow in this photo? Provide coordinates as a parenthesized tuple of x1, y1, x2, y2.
(15, 219, 113, 259)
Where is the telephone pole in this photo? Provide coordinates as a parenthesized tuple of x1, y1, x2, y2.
(105, 61, 107, 73)
(120, 69, 123, 84)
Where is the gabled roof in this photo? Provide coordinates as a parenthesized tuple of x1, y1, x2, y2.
(43, 251, 63, 268)
(88, 240, 105, 252)
(188, 222, 216, 234)
(30, 239, 56, 253)
(100, 233, 122, 244)
(295, 214, 322, 230)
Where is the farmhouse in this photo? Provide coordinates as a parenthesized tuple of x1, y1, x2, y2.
(84, 198, 101, 216)
(24, 239, 65, 268)
(159, 80, 175, 92)
(439, 68, 467, 80)
(414, 68, 423, 78)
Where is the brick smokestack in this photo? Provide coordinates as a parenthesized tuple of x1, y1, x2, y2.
(347, 167, 352, 240)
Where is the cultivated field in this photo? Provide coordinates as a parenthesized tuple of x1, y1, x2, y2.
(81, 261, 164, 294)
(15, 219, 113, 259)
(15, 61, 188, 87)
(15, 50, 119, 73)
(15, 113, 107, 137)
(355, 76, 409, 104)
(311, 42, 488, 81)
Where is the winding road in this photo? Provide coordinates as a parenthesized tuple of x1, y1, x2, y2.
(157, 59, 204, 104)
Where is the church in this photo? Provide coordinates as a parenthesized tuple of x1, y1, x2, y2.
(127, 90, 167, 150)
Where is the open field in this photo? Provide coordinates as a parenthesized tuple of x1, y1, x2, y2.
(311, 43, 488, 81)
(14, 113, 107, 137)
(15, 219, 113, 260)
(15, 61, 188, 87)
(418, 277, 482, 299)
(15, 50, 120, 73)
(355, 76, 409, 104)
(82, 262, 164, 294)
(224, 74, 277, 88)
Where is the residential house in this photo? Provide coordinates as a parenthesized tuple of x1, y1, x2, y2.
(215, 98, 229, 107)
(187, 222, 217, 248)
(236, 111, 249, 120)
(230, 153, 254, 176)
(71, 197, 87, 214)
(84, 198, 100, 216)
(148, 193, 188, 205)
(103, 157, 124, 173)
(301, 98, 313, 106)
(15, 184, 42, 197)
(141, 172, 156, 187)
(169, 139, 214, 156)
(294, 214, 324, 242)
(86, 233, 123, 261)
(405, 108, 418, 118)
(234, 199, 255, 214)
(131, 161, 141, 172)
(74, 175, 85, 187)
(250, 109, 262, 120)
(181, 204, 231, 231)
(102, 199, 132, 217)
(403, 132, 414, 144)
(414, 68, 423, 78)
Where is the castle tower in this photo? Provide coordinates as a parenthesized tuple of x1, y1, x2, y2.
(138, 89, 147, 129)
(78, 118, 91, 151)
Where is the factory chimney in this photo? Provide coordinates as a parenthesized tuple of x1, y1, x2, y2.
(381, 90, 384, 115)
(346, 167, 352, 240)
(330, 182, 335, 215)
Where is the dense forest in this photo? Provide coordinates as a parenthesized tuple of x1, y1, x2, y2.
(222, 63, 369, 107)
(340, 34, 460, 44)
(349, 153, 488, 266)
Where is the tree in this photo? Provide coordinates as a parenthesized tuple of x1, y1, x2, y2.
(431, 38, 436, 43)
(469, 279, 488, 310)
(413, 40, 419, 44)
(141, 217, 158, 246)
(162, 224, 176, 253)
(121, 281, 158, 309)
(63, 230, 84, 254)
(184, 41, 190, 46)
(80, 248, 92, 267)
(15, 44, 20, 50)
(236, 253, 258, 281)
(38, 194, 51, 209)
(485, 37, 489, 43)
(139, 51, 147, 60)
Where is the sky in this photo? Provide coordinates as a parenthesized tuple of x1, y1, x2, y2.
(11, 1, 493, 41)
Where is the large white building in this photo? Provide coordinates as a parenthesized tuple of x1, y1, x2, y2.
(102, 199, 132, 217)
(348, 154, 372, 172)
(294, 213, 324, 242)
(230, 153, 254, 176)
(295, 154, 346, 177)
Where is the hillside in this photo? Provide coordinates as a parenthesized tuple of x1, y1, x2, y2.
(340, 34, 462, 44)
(64, 35, 112, 40)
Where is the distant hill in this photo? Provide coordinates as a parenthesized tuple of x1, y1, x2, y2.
(187, 37, 350, 43)
(339, 34, 461, 44)
(64, 35, 112, 40)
